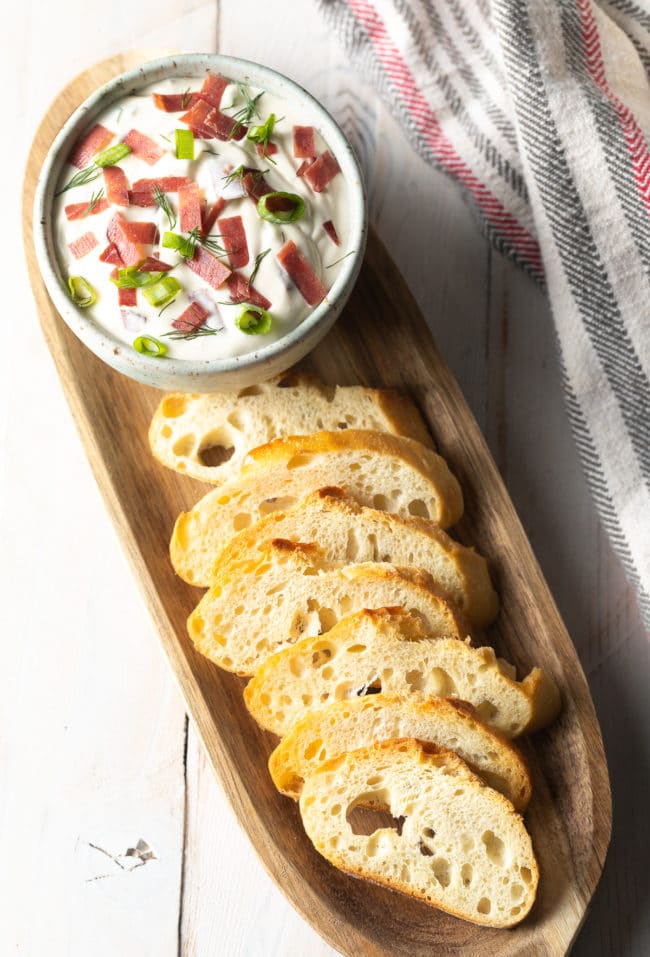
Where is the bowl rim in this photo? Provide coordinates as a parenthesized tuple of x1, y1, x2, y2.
(33, 52, 367, 382)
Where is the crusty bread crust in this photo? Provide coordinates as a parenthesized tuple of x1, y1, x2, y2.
(268, 691, 532, 810)
(299, 738, 538, 927)
(149, 375, 434, 485)
(187, 542, 466, 676)
(244, 607, 560, 737)
(170, 429, 464, 586)
(212, 486, 498, 627)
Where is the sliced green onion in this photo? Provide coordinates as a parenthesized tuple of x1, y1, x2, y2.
(142, 276, 183, 308)
(110, 266, 170, 289)
(133, 335, 168, 357)
(257, 191, 305, 224)
(67, 275, 97, 308)
(94, 143, 132, 167)
(247, 113, 281, 160)
(235, 305, 273, 335)
(247, 113, 276, 143)
(162, 231, 197, 259)
(175, 129, 195, 161)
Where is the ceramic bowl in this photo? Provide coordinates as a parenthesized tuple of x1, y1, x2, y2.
(33, 53, 367, 391)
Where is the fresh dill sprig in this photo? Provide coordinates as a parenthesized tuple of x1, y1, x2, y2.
(326, 250, 356, 269)
(201, 233, 227, 255)
(181, 227, 227, 257)
(249, 248, 271, 287)
(178, 228, 199, 259)
(222, 164, 245, 187)
(159, 133, 172, 144)
(180, 87, 192, 110)
(164, 228, 228, 261)
(227, 84, 264, 139)
(55, 164, 103, 196)
(233, 84, 264, 123)
(158, 299, 177, 318)
(84, 187, 105, 216)
(162, 325, 224, 342)
(222, 165, 269, 189)
(152, 185, 177, 230)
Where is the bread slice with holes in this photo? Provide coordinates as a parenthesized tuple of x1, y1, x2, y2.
(244, 607, 560, 737)
(213, 487, 497, 627)
(268, 692, 532, 811)
(187, 541, 466, 676)
(171, 430, 464, 585)
(149, 373, 434, 484)
(299, 738, 538, 927)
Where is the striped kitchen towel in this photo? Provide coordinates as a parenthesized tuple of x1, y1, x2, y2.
(318, 0, 650, 627)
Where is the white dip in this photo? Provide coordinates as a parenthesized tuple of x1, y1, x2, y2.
(53, 74, 351, 361)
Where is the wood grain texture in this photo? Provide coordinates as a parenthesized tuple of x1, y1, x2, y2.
(23, 53, 611, 957)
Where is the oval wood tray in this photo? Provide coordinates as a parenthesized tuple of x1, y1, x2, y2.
(23, 52, 611, 957)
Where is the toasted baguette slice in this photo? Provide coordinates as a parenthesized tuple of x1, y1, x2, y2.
(149, 374, 434, 484)
(171, 430, 464, 585)
(245, 607, 560, 737)
(214, 487, 498, 627)
(299, 738, 538, 927)
(188, 542, 465, 676)
(269, 692, 532, 811)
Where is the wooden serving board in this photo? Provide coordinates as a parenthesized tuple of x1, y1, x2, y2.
(23, 53, 611, 957)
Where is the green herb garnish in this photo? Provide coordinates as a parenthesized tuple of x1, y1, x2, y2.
(247, 113, 281, 161)
(158, 300, 176, 318)
(326, 250, 356, 269)
(162, 228, 226, 259)
(84, 188, 105, 216)
(142, 276, 183, 308)
(257, 191, 305, 224)
(162, 325, 223, 342)
(152, 185, 177, 230)
(249, 248, 271, 287)
(133, 335, 168, 357)
(199, 231, 227, 255)
(222, 164, 269, 189)
(222, 164, 245, 186)
(57, 143, 131, 195)
(67, 275, 97, 308)
(235, 305, 272, 335)
(162, 230, 197, 259)
(55, 165, 103, 196)
(180, 87, 192, 110)
(94, 143, 132, 167)
(227, 84, 264, 139)
(175, 129, 195, 160)
(110, 265, 171, 289)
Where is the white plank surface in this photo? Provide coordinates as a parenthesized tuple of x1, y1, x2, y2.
(2, 0, 647, 954)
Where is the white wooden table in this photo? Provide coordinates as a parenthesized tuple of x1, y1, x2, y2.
(3, 2, 647, 954)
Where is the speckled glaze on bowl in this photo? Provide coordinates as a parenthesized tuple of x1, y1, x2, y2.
(34, 53, 367, 392)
